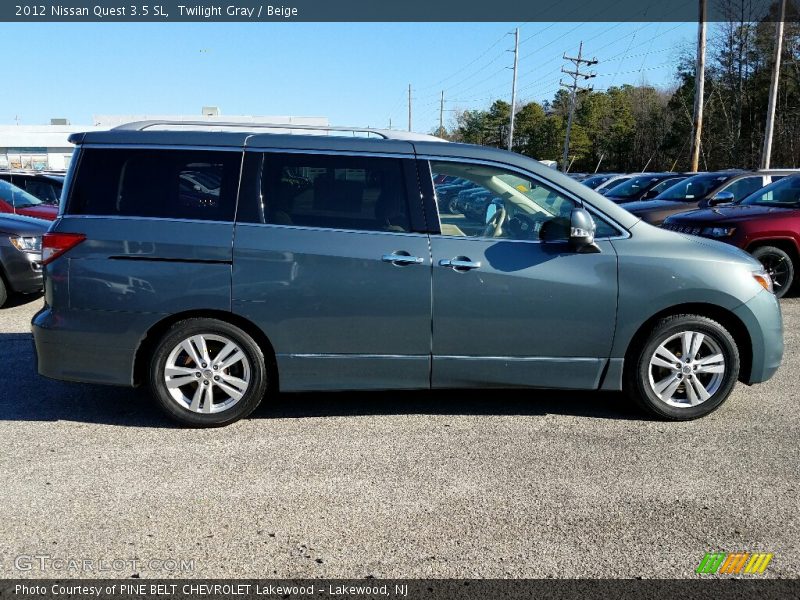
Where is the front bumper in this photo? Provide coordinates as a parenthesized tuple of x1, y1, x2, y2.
(2, 249, 42, 294)
(732, 289, 784, 384)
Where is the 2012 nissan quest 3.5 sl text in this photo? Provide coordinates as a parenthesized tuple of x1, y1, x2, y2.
(32, 122, 784, 427)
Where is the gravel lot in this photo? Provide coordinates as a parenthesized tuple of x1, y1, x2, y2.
(0, 295, 797, 579)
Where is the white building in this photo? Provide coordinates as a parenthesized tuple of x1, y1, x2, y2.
(0, 108, 328, 171)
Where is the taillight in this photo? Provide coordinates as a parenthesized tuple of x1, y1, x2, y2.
(42, 232, 86, 265)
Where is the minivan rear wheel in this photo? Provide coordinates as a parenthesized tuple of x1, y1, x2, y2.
(149, 318, 268, 427)
(624, 315, 740, 420)
(752, 246, 794, 299)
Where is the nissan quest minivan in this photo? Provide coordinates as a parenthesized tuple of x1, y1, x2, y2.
(32, 122, 784, 427)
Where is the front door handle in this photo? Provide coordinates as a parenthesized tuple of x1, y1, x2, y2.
(382, 252, 424, 266)
(439, 258, 481, 271)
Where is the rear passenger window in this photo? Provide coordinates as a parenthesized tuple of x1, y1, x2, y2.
(260, 153, 411, 233)
(68, 149, 241, 221)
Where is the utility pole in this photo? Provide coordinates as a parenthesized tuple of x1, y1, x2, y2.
(439, 91, 445, 138)
(560, 41, 597, 172)
(508, 27, 519, 151)
(408, 84, 412, 132)
(689, 0, 707, 172)
(762, 0, 786, 169)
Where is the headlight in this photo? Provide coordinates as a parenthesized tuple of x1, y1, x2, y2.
(701, 226, 736, 238)
(9, 236, 42, 253)
(753, 268, 774, 293)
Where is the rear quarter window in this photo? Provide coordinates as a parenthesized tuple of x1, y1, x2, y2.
(67, 148, 242, 221)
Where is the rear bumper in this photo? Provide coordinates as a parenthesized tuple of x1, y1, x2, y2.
(31, 307, 142, 386)
(733, 290, 784, 384)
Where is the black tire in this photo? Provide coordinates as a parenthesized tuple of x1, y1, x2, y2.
(624, 315, 740, 421)
(0, 275, 7, 308)
(752, 246, 794, 299)
(149, 318, 268, 427)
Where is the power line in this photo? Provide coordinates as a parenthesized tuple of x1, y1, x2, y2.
(560, 42, 598, 172)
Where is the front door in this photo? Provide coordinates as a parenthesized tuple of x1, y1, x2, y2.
(426, 159, 619, 389)
(233, 150, 432, 391)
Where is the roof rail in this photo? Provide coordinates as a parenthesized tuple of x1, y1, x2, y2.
(113, 120, 390, 137)
(110, 120, 447, 142)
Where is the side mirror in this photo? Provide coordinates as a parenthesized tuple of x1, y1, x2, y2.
(569, 208, 601, 253)
(642, 189, 659, 200)
(705, 191, 735, 208)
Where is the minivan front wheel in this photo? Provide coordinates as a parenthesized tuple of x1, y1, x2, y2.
(625, 315, 740, 420)
(149, 318, 268, 427)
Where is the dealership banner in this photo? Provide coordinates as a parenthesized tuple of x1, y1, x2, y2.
(2, 580, 800, 600)
(1, 0, 798, 22)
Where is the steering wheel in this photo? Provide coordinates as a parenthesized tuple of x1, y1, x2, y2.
(482, 205, 507, 238)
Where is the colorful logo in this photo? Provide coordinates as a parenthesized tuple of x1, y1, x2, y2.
(696, 552, 773, 575)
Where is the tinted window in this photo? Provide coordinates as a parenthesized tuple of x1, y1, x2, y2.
(259, 153, 411, 233)
(24, 179, 61, 204)
(656, 173, 733, 201)
(606, 176, 662, 199)
(721, 176, 763, 200)
(741, 176, 800, 208)
(0, 179, 42, 208)
(581, 175, 613, 189)
(68, 149, 241, 221)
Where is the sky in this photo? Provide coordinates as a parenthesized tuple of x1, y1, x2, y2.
(1, 22, 696, 134)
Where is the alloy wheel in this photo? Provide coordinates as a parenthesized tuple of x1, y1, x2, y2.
(163, 334, 251, 414)
(647, 330, 726, 408)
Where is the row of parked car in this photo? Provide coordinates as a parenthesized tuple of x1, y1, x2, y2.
(569, 169, 800, 298)
(0, 170, 63, 306)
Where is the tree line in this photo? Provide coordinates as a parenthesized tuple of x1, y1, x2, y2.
(443, 6, 800, 173)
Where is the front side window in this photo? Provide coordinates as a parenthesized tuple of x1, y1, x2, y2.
(259, 153, 411, 233)
(741, 176, 800, 208)
(721, 176, 763, 201)
(431, 161, 578, 241)
(68, 149, 241, 221)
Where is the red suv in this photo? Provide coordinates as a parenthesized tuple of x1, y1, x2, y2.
(0, 179, 58, 221)
(662, 175, 800, 297)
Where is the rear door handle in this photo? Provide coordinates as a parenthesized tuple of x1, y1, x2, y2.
(439, 258, 481, 271)
(382, 252, 424, 266)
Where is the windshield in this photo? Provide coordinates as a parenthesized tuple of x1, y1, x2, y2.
(600, 176, 631, 193)
(649, 177, 686, 195)
(740, 175, 800, 208)
(655, 173, 733, 201)
(582, 174, 615, 189)
(606, 175, 663, 199)
(0, 179, 43, 208)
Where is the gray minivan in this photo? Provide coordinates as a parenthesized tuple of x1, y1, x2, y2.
(32, 122, 783, 426)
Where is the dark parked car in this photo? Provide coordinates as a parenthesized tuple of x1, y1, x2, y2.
(662, 175, 800, 298)
(623, 171, 792, 225)
(0, 180, 59, 220)
(603, 173, 688, 204)
(0, 213, 46, 307)
(32, 121, 782, 426)
(0, 171, 64, 205)
(580, 173, 622, 190)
